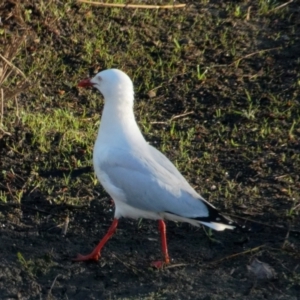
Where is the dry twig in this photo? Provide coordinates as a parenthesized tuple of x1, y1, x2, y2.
(77, 0, 186, 9)
(226, 213, 300, 234)
(47, 274, 61, 299)
(209, 245, 266, 265)
(267, 0, 294, 14)
(151, 111, 194, 125)
(230, 47, 282, 67)
(0, 34, 30, 132)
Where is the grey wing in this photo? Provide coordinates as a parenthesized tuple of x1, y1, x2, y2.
(148, 145, 194, 190)
(98, 147, 212, 218)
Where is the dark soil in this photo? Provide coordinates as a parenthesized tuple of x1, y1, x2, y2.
(0, 0, 299, 299)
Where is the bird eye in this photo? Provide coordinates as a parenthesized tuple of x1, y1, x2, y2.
(97, 75, 102, 82)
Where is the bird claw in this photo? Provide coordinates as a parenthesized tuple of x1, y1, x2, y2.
(150, 260, 166, 269)
(72, 252, 100, 262)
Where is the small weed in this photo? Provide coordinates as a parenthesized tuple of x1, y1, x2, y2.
(234, 6, 242, 18)
(196, 65, 207, 81)
(17, 252, 56, 278)
(0, 190, 8, 203)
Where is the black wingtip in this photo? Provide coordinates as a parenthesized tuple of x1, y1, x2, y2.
(194, 204, 252, 232)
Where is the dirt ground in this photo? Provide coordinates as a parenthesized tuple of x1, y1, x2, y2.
(1, 198, 299, 300)
(0, 0, 300, 299)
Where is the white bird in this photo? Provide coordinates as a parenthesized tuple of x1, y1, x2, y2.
(75, 69, 238, 267)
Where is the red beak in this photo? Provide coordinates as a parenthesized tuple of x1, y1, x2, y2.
(78, 78, 94, 88)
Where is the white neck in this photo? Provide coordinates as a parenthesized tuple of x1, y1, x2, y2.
(96, 95, 145, 149)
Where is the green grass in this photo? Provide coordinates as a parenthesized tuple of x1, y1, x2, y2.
(17, 251, 57, 278)
(0, 0, 299, 298)
(20, 109, 97, 153)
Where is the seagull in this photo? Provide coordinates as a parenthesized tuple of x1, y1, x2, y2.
(75, 69, 238, 267)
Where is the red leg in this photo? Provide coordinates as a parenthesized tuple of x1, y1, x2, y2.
(73, 218, 118, 262)
(151, 220, 170, 268)
(159, 220, 170, 264)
